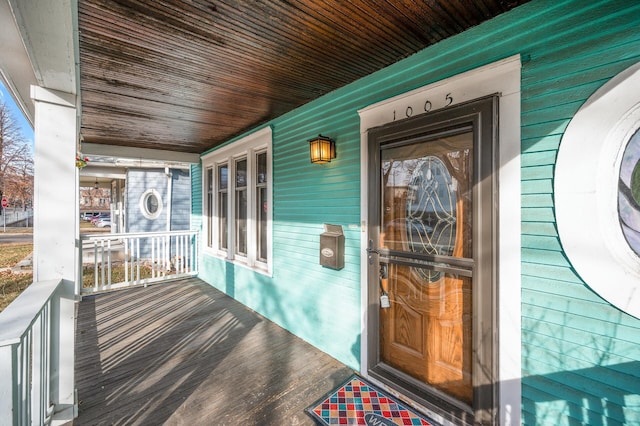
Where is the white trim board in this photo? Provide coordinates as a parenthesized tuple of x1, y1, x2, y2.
(358, 55, 522, 426)
(200, 126, 273, 276)
(555, 61, 640, 320)
(82, 143, 200, 164)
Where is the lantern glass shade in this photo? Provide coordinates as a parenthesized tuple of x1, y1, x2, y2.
(309, 135, 336, 164)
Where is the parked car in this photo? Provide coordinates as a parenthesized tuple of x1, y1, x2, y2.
(81, 212, 99, 221)
(91, 213, 110, 225)
(95, 218, 111, 228)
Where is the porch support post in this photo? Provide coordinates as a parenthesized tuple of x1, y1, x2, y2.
(31, 85, 77, 422)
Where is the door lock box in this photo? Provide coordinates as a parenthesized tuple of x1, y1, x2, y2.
(320, 224, 344, 270)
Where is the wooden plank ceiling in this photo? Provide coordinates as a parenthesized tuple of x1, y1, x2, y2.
(78, 0, 529, 154)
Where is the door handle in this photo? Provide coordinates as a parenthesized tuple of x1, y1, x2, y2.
(366, 239, 379, 265)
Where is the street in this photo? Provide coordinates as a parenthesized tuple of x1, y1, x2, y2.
(0, 232, 32, 244)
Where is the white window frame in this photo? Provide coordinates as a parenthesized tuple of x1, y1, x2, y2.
(201, 126, 273, 275)
(555, 61, 640, 320)
(139, 188, 163, 220)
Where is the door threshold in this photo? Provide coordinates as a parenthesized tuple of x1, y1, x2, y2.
(367, 367, 475, 426)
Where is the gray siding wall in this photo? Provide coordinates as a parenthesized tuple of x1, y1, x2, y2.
(126, 168, 168, 233)
(170, 169, 190, 231)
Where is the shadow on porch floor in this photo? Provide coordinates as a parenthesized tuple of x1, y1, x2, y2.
(73, 278, 354, 425)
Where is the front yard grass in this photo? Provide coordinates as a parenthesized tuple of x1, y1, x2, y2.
(0, 243, 32, 267)
(0, 243, 33, 312)
(0, 271, 33, 312)
(81, 264, 154, 288)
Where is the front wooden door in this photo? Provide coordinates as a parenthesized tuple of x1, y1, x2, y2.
(367, 97, 497, 424)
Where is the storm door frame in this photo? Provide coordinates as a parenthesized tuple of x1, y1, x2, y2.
(358, 55, 522, 426)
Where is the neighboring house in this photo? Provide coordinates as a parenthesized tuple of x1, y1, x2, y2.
(125, 168, 191, 234)
(1, 0, 639, 425)
(79, 166, 190, 234)
(78, 187, 110, 211)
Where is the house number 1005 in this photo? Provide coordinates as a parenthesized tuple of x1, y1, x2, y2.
(393, 92, 453, 121)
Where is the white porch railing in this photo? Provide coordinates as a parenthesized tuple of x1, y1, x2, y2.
(0, 279, 76, 426)
(78, 230, 199, 295)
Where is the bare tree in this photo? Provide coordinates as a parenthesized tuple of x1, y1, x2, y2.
(0, 100, 33, 210)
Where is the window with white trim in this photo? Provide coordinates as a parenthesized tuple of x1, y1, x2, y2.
(140, 188, 163, 220)
(555, 62, 640, 320)
(202, 127, 272, 273)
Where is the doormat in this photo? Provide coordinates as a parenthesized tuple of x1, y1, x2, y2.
(305, 374, 440, 426)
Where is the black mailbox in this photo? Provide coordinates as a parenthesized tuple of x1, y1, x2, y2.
(320, 224, 344, 270)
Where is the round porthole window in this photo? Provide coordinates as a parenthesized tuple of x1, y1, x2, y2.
(140, 189, 163, 220)
(619, 128, 640, 255)
(555, 62, 640, 319)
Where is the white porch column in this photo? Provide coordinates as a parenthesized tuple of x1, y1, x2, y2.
(31, 86, 78, 282)
(31, 86, 77, 422)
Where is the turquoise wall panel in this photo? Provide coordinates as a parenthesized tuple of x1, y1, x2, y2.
(193, 0, 640, 423)
(512, 1, 640, 423)
(190, 163, 202, 232)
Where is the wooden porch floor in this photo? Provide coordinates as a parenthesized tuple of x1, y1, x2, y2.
(74, 278, 354, 425)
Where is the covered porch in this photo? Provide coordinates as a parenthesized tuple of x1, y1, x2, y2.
(74, 278, 353, 425)
(0, 0, 532, 423)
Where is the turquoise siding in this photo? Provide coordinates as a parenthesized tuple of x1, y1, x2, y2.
(514, 1, 640, 425)
(190, 163, 202, 232)
(193, 0, 640, 424)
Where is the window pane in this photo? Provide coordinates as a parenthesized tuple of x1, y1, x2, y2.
(256, 152, 268, 262)
(257, 152, 267, 184)
(236, 158, 247, 256)
(207, 168, 213, 247)
(236, 189, 247, 255)
(381, 133, 473, 261)
(257, 186, 267, 261)
(236, 159, 247, 187)
(218, 164, 228, 251)
(219, 165, 228, 190)
(219, 192, 228, 250)
(146, 193, 159, 214)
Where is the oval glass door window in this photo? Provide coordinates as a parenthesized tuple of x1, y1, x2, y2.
(405, 156, 457, 282)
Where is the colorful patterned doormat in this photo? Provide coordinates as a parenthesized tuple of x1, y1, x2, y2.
(305, 375, 440, 426)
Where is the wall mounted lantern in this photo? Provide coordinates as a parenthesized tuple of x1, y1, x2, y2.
(94, 179, 99, 189)
(309, 134, 336, 164)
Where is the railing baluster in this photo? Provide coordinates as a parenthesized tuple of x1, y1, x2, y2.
(22, 330, 31, 424)
(183, 235, 189, 273)
(44, 301, 52, 425)
(180, 235, 185, 273)
(162, 236, 166, 276)
(166, 235, 170, 275)
(100, 240, 106, 289)
(107, 239, 112, 288)
(156, 237, 161, 277)
(157, 236, 161, 278)
(124, 237, 129, 285)
(93, 241, 98, 291)
(130, 238, 135, 284)
(32, 305, 45, 425)
(151, 237, 156, 279)
(136, 238, 140, 284)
